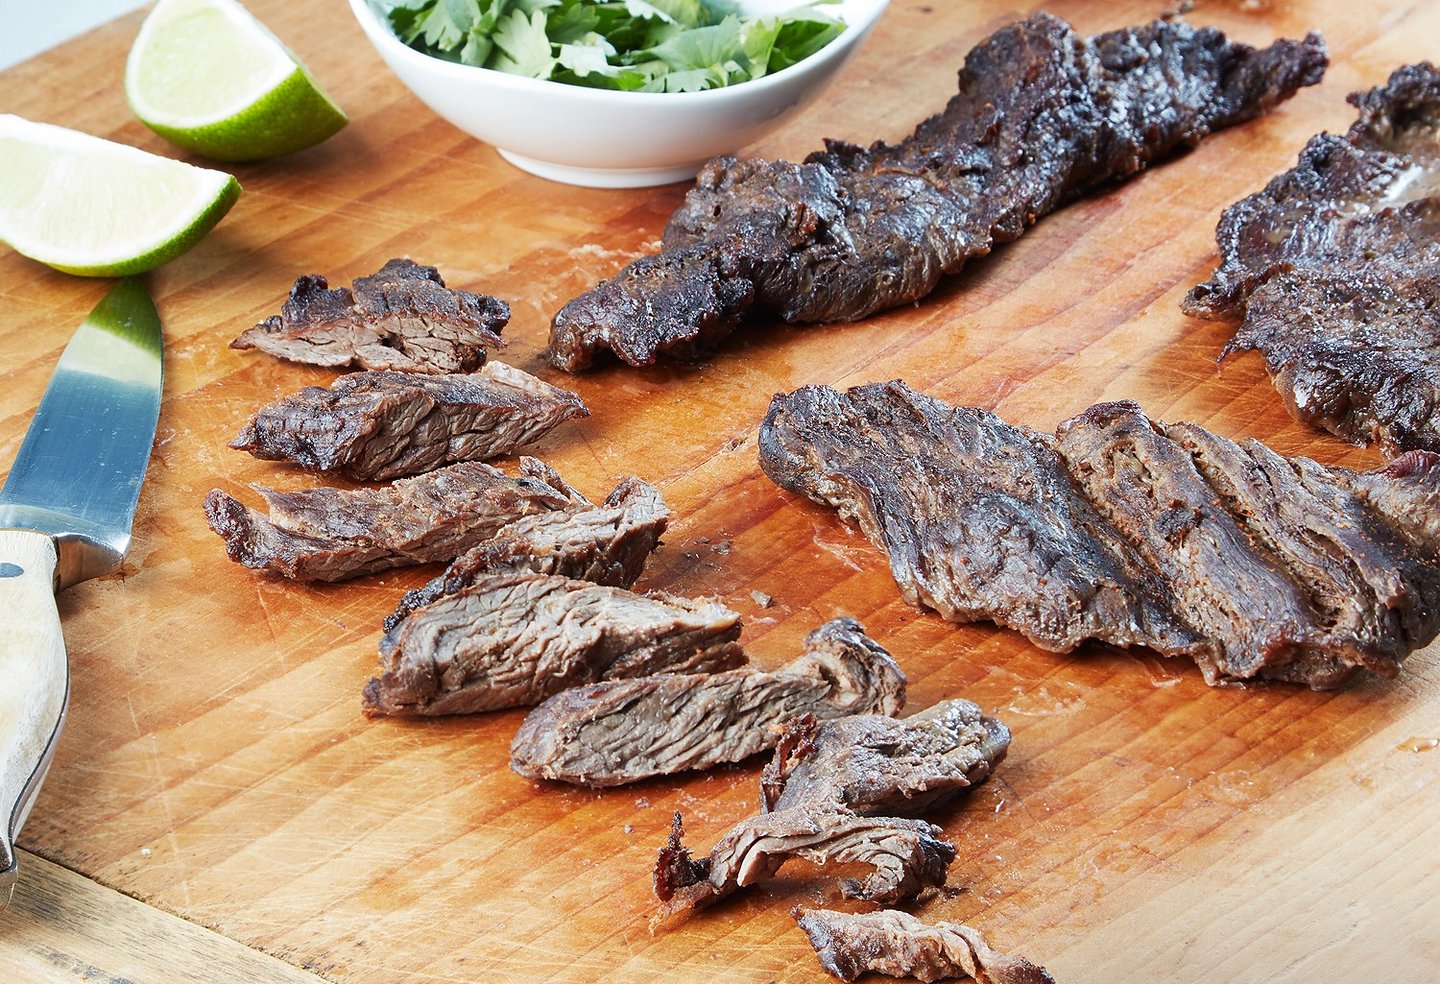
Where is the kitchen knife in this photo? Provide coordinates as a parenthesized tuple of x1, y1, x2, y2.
(0, 279, 163, 905)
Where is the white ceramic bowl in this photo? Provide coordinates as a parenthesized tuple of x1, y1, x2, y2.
(349, 0, 889, 187)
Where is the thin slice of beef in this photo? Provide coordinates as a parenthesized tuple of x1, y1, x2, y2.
(383, 476, 669, 631)
(761, 699, 1010, 817)
(1183, 64, 1440, 455)
(548, 13, 1325, 370)
(652, 810, 954, 931)
(509, 617, 906, 787)
(759, 381, 1440, 688)
(794, 908, 1056, 984)
(232, 258, 509, 374)
(203, 458, 578, 582)
(363, 572, 745, 717)
(230, 362, 588, 481)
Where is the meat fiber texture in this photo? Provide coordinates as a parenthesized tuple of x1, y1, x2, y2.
(794, 907, 1056, 984)
(509, 617, 906, 787)
(362, 572, 746, 717)
(382, 476, 669, 629)
(204, 457, 586, 582)
(761, 700, 1011, 817)
(232, 258, 509, 374)
(759, 381, 1440, 689)
(229, 362, 588, 481)
(547, 12, 1326, 370)
(1185, 63, 1440, 456)
(652, 699, 1012, 931)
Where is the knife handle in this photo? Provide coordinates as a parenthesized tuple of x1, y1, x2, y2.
(0, 530, 68, 903)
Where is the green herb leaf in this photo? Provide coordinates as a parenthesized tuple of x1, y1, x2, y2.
(491, 8, 557, 77)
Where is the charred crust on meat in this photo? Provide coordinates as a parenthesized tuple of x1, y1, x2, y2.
(1185, 63, 1440, 455)
(232, 258, 509, 374)
(229, 363, 588, 481)
(548, 14, 1325, 370)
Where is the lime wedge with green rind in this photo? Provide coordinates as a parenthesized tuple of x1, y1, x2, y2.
(126, 0, 347, 162)
(0, 114, 241, 277)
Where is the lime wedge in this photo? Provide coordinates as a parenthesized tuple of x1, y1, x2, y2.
(125, 0, 347, 162)
(0, 115, 241, 277)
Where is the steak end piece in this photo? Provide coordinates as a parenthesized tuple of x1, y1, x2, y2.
(759, 381, 1440, 688)
(794, 907, 1056, 984)
(651, 807, 955, 933)
(232, 258, 509, 374)
(548, 13, 1325, 370)
(509, 617, 906, 787)
(229, 362, 589, 481)
(1183, 63, 1440, 455)
(203, 459, 577, 582)
(363, 572, 746, 717)
(382, 475, 670, 631)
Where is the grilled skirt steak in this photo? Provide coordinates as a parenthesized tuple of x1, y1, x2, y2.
(547, 13, 1326, 370)
(232, 258, 509, 374)
(363, 572, 745, 717)
(383, 476, 669, 630)
(204, 458, 580, 582)
(794, 908, 1056, 984)
(652, 810, 954, 931)
(761, 699, 1010, 817)
(759, 382, 1440, 688)
(230, 362, 588, 481)
(510, 618, 906, 787)
(1184, 64, 1440, 455)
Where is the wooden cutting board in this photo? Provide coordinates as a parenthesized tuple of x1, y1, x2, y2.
(2, 1, 1437, 981)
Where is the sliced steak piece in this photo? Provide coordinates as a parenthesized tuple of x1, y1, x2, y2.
(1183, 63, 1440, 455)
(232, 258, 509, 374)
(363, 572, 745, 717)
(383, 476, 669, 631)
(652, 809, 954, 931)
(759, 381, 1440, 687)
(761, 699, 1009, 817)
(230, 362, 588, 481)
(794, 908, 1056, 984)
(548, 13, 1325, 370)
(758, 381, 1205, 657)
(203, 459, 578, 582)
(510, 618, 906, 787)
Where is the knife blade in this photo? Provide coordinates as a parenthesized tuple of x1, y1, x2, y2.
(0, 279, 163, 905)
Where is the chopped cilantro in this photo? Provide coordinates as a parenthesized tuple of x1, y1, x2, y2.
(376, 0, 845, 92)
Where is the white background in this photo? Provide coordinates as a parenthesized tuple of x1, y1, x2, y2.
(0, 1, 149, 71)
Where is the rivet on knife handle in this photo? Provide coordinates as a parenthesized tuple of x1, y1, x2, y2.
(0, 530, 69, 907)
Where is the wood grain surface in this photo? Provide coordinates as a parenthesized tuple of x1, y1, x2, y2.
(1, 1, 1438, 981)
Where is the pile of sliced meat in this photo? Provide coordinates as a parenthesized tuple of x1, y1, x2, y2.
(652, 700, 1052, 980)
(759, 381, 1440, 689)
(547, 13, 1325, 370)
(1184, 63, 1440, 456)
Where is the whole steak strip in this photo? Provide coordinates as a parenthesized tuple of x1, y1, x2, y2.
(548, 13, 1326, 370)
(759, 382, 1440, 688)
(509, 618, 906, 787)
(1184, 64, 1440, 455)
(229, 362, 588, 481)
(652, 810, 954, 931)
(362, 572, 745, 717)
(231, 258, 508, 374)
(203, 458, 578, 582)
(794, 907, 1056, 984)
(382, 475, 670, 630)
(761, 699, 1010, 817)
